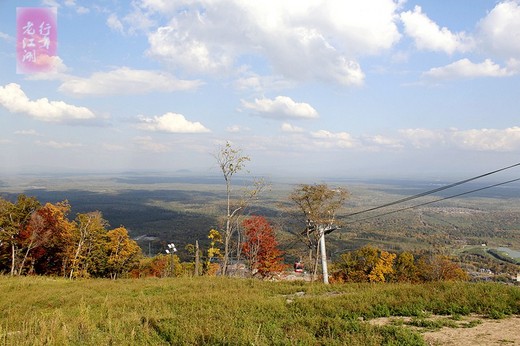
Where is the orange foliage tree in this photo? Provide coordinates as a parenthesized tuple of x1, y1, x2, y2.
(241, 216, 285, 278)
(416, 254, 469, 282)
(21, 202, 75, 276)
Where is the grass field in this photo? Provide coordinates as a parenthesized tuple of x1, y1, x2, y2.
(1, 276, 519, 345)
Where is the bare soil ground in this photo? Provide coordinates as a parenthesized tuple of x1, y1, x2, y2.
(369, 315, 520, 345)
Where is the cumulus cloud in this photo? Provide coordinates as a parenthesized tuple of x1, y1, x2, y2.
(310, 130, 358, 149)
(363, 135, 403, 149)
(399, 128, 445, 148)
(143, 0, 401, 85)
(107, 13, 125, 34)
(400, 5, 474, 54)
(25, 56, 70, 81)
(242, 96, 318, 120)
(63, 0, 89, 14)
(0, 31, 13, 43)
(137, 112, 210, 133)
(233, 72, 292, 92)
(281, 123, 304, 133)
(478, 0, 520, 59)
(36, 140, 82, 149)
(42, 0, 89, 14)
(399, 127, 520, 151)
(424, 59, 514, 79)
(0, 83, 96, 122)
(14, 129, 40, 136)
(59, 67, 202, 95)
(226, 125, 249, 133)
(450, 127, 520, 151)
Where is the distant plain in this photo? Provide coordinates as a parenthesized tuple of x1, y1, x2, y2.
(1, 172, 519, 262)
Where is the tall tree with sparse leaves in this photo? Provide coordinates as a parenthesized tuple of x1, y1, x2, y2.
(290, 184, 348, 283)
(215, 141, 265, 275)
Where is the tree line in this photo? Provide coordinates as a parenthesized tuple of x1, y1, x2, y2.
(0, 193, 286, 279)
(0, 194, 141, 279)
(331, 245, 468, 283)
(0, 193, 468, 283)
(0, 142, 470, 283)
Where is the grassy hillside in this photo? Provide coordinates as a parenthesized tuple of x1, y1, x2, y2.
(1, 276, 519, 345)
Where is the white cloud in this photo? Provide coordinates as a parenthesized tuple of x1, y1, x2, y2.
(310, 130, 358, 149)
(242, 96, 318, 120)
(281, 123, 304, 133)
(133, 136, 169, 152)
(41, 0, 60, 7)
(226, 125, 249, 133)
(36, 140, 82, 149)
(143, 0, 401, 85)
(400, 5, 474, 54)
(42, 0, 89, 14)
(59, 67, 202, 95)
(147, 25, 235, 75)
(107, 13, 124, 34)
(122, 7, 156, 34)
(399, 128, 446, 148)
(450, 127, 520, 151)
(424, 58, 514, 79)
(64, 0, 90, 14)
(478, 0, 520, 59)
(507, 58, 520, 72)
(0, 83, 96, 122)
(0, 31, 13, 43)
(399, 127, 520, 152)
(0, 139, 11, 144)
(14, 129, 40, 136)
(233, 72, 292, 92)
(25, 56, 70, 81)
(363, 135, 403, 149)
(137, 112, 210, 133)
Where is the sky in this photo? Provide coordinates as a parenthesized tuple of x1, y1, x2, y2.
(1, 0, 520, 181)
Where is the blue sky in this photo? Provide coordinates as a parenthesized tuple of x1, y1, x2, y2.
(1, 0, 519, 180)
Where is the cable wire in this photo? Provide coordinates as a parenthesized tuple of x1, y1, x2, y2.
(343, 162, 520, 218)
(344, 177, 520, 225)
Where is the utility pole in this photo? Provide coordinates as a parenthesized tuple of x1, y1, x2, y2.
(194, 240, 200, 276)
(318, 227, 329, 284)
(290, 184, 347, 285)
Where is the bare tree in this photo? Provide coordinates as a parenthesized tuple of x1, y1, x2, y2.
(289, 184, 348, 283)
(214, 141, 265, 275)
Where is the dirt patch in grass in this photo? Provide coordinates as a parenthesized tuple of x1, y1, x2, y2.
(423, 316, 520, 346)
(369, 315, 520, 345)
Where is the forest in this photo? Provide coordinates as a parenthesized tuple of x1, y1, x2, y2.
(0, 192, 472, 284)
(1, 145, 519, 281)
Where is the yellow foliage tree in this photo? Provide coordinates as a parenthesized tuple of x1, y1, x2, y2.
(106, 227, 142, 279)
(206, 229, 223, 275)
(393, 251, 419, 283)
(368, 250, 396, 283)
(332, 245, 396, 283)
